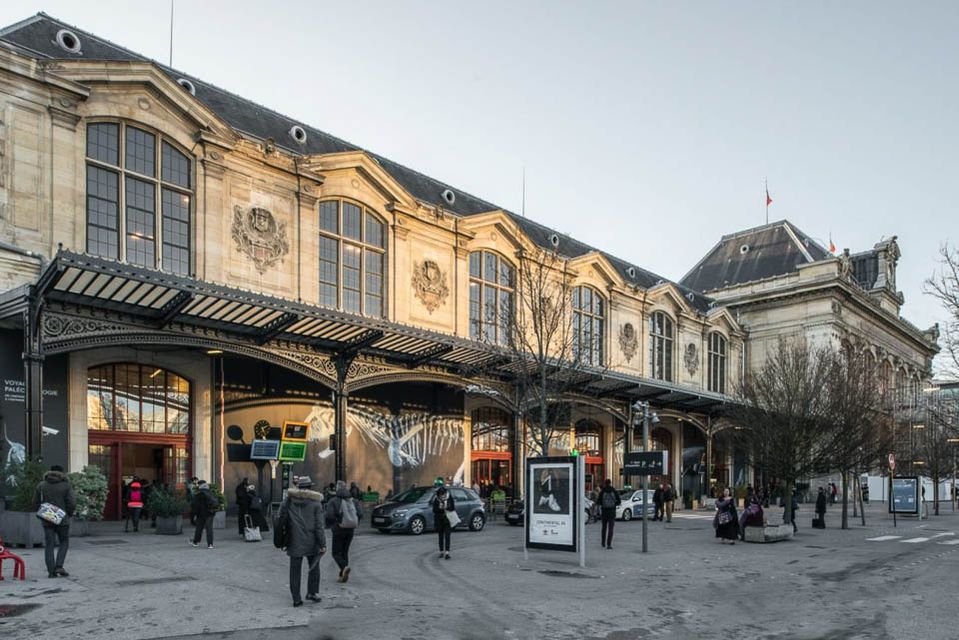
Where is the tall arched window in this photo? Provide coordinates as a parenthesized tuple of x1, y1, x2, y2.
(707, 332, 727, 394)
(572, 286, 605, 366)
(318, 199, 386, 317)
(85, 122, 193, 274)
(895, 368, 907, 405)
(471, 407, 512, 452)
(469, 251, 515, 345)
(471, 407, 513, 492)
(574, 420, 602, 456)
(649, 311, 674, 382)
(880, 361, 892, 397)
(87, 363, 190, 433)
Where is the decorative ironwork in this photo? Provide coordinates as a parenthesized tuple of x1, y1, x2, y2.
(684, 342, 699, 376)
(231, 205, 290, 274)
(412, 259, 449, 313)
(619, 322, 638, 363)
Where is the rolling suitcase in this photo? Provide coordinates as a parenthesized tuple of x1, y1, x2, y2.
(243, 514, 262, 542)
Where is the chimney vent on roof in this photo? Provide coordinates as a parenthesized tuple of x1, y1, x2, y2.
(177, 78, 196, 96)
(549, 233, 560, 248)
(740, 244, 750, 254)
(289, 125, 307, 145)
(626, 267, 636, 279)
(55, 29, 82, 54)
(441, 189, 456, 205)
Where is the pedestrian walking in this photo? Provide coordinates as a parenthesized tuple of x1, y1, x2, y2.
(653, 484, 665, 521)
(187, 476, 199, 525)
(713, 487, 738, 544)
(664, 482, 676, 523)
(815, 487, 827, 529)
(278, 476, 326, 606)
(598, 479, 621, 549)
(236, 477, 252, 537)
(33, 465, 76, 578)
(125, 481, 144, 532)
(247, 484, 269, 532)
(326, 480, 362, 582)
(190, 481, 218, 548)
(431, 486, 455, 559)
(349, 481, 362, 501)
(782, 489, 799, 533)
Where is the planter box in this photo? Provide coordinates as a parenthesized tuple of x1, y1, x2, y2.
(213, 510, 225, 529)
(744, 524, 794, 543)
(155, 515, 184, 535)
(72, 519, 90, 537)
(0, 511, 45, 547)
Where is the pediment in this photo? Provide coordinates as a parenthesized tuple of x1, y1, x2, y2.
(300, 151, 418, 210)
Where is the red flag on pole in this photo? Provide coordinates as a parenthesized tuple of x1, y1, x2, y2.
(766, 187, 773, 207)
(829, 233, 836, 254)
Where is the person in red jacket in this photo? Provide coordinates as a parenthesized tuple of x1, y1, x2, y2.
(126, 481, 144, 532)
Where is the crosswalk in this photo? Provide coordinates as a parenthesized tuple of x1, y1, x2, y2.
(671, 512, 718, 521)
(866, 532, 957, 545)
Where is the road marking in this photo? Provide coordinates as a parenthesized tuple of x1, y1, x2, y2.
(866, 535, 902, 541)
(937, 539, 959, 545)
(901, 537, 930, 543)
(930, 532, 955, 539)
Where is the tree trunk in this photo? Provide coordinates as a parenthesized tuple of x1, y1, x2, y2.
(783, 481, 794, 528)
(841, 471, 849, 529)
(852, 468, 858, 518)
(934, 475, 940, 516)
(859, 476, 867, 526)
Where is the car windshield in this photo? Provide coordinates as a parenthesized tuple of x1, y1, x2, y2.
(392, 488, 431, 504)
(619, 490, 633, 499)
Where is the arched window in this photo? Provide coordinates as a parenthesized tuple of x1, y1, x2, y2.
(880, 361, 892, 397)
(707, 332, 727, 394)
(471, 407, 512, 452)
(318, 199, 386, 317)
(895, 368, 907, 405)
(572, 286, 605, 366)
(85, 122, 193, 274)
(649, 311, 674, 382)
(87, 363, 190, 433)
(574, 419, 602, 456)
(469, 251, 515, 345)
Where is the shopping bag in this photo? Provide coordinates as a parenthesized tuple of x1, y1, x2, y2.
(244, 514, 262, 542)
(445, 509, 461, 529)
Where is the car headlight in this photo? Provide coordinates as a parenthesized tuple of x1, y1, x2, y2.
(392, 510, 407, 517)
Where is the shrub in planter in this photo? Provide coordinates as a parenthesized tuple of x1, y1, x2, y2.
(67, 466, 108, 535)
(147, 486, 189, 535)
(210, 483, 227, 529)
(0, 458, 47, 546)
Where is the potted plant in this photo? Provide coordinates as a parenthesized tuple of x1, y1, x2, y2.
(67, 465, 108, 536)
(210, 483, 227, 529)
(0, 458, 46, 547)
(148, 486, 189, 535)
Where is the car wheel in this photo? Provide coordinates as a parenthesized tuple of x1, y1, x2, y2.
(469, 513, 486, 531)
(622, 508, 632, 521)
(408, 515, 426, 535)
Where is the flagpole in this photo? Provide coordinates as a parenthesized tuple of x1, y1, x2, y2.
(764, 177, 769, 225)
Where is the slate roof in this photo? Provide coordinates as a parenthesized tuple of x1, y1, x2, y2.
(0, 13, 713, 312)
(680, 220, 833, 293)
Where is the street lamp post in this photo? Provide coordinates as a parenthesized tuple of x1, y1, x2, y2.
(632, 400, 658, 554)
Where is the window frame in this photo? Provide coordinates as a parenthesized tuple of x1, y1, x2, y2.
(707, 331, 728, 394)
(648, 311, 675, 382)
(84, 120, 194, 275)
(87, 362, 192, 434)
(317, 198, 388, 318)
(572, 285, 606, 366)
(469, 250, 515, 345)
(471, 407, 513, 452)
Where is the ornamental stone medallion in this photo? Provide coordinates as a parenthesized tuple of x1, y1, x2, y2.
(412, 260, 449, 314)
(619, 323, 638, 362)
(232, 205, 290, 274)
(684, 343, 699, 376)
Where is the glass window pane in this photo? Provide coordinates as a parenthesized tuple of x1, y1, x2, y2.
(343, 203, 361, 240)
(484, 253, 498, 284)
(320, 201, 338, 233)
(87, 365, 114, 430)
(125, 177, 156, 267)
(470, 282, 481, 340)
(365, 214, 385, 248)
(499, 261, 514, 288)
(470, 252, 481, 279)
(499, 290, 512, 345)
(161, 188, 190, 275)
(343, 244, 361, 313)
(86, 165, 119, 259)
(125, 126, 156, 176)
(87, 123, 119, 165)
(161, 141, 191, 188)
(594, 296, 604, 317)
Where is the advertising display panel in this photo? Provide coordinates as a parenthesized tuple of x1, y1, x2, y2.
(526, 456, 579, 552)
(889, 476, 919, 514)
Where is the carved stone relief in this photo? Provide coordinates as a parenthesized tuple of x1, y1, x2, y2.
(231, 205, 289, 274)
(618, 323, 638, 363)
(412, 260, 449, 313)
(684, 343, 699, 376)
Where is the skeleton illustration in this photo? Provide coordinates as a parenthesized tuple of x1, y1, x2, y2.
(3, 423, 27, 486)
(303, 404, 466, 484)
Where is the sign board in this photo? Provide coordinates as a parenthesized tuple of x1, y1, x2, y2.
(250, 439, 281, 460)
(525, 456, 580, 552)
(282, 421, 309, 442)
(623, 451, 668, 477)
(890, 476, 919, 514)
(888, 453, 896, 471)
(278, 440, 307, 462)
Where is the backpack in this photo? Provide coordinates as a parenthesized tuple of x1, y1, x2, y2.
(205, 491, 219, 514)
(338, 497, 358, 529)
(273, 501, 291, 549)
(601, 489, 617, 509)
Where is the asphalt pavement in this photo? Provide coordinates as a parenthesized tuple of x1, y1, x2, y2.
(2, 501, 957, 639)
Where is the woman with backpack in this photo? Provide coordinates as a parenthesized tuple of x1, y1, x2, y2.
(431, 486, 455, 559)
(125, 480, 144, 533)
(325, 480, 362, 583)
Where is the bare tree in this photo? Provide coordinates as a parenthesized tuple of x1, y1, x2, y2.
(731, 339, 835, 528)
(916, 397, 959, 516)
(925, 243, 959, 376)
(824, 345, 892, 528)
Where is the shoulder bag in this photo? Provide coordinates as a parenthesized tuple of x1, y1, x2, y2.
(36, 487, 66, 526)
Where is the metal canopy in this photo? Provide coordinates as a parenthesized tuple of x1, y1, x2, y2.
(34, 251, 733, 414)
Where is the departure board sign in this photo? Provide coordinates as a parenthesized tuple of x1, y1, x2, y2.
(282, 421, 309, 442)
(278, 440, 307, 462)
(250, 439, 280, 460)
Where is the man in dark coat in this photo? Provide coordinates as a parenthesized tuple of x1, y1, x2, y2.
(326, 480, 363, 582)
(236, 478, 252, 536)
(190, 481, 218, 548)
(33, 465, 76, 578)
(652, 484, 665, 521)
(278, 476, 326, 606)
(598, 479, 621, 549)
(815, 487, 828, 529)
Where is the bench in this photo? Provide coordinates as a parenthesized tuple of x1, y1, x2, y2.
(744, 524, 794, 543)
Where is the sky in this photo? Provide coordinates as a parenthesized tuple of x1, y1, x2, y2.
(3, 1, 956, 368)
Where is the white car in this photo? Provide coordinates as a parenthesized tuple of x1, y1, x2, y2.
(618, 489, 657, 521)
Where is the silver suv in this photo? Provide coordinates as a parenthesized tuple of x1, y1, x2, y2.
(370, 486, 486, 535)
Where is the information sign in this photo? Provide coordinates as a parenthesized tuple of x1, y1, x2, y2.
(282, 421, 309, 442)
(889, 476, 919, 514)
(250, 439, 280, 460)
(623, 451, 668, 476)
(278, 440, 307, 462)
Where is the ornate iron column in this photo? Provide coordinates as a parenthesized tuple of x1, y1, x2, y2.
(333, 356, 349, 483)
(23, 291, 44, 461)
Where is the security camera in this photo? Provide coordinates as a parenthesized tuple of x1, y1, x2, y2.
(42, 426, 60, 436)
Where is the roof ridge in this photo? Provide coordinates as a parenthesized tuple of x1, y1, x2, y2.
(0, 12, 43, 39)
(719, 218, 789, 241)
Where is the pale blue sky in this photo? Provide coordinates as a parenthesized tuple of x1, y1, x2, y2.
(3, 1, 956, 362)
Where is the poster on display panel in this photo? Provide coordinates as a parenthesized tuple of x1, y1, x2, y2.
(889, 476, 920, 514)
(526, 456, 581, 552)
